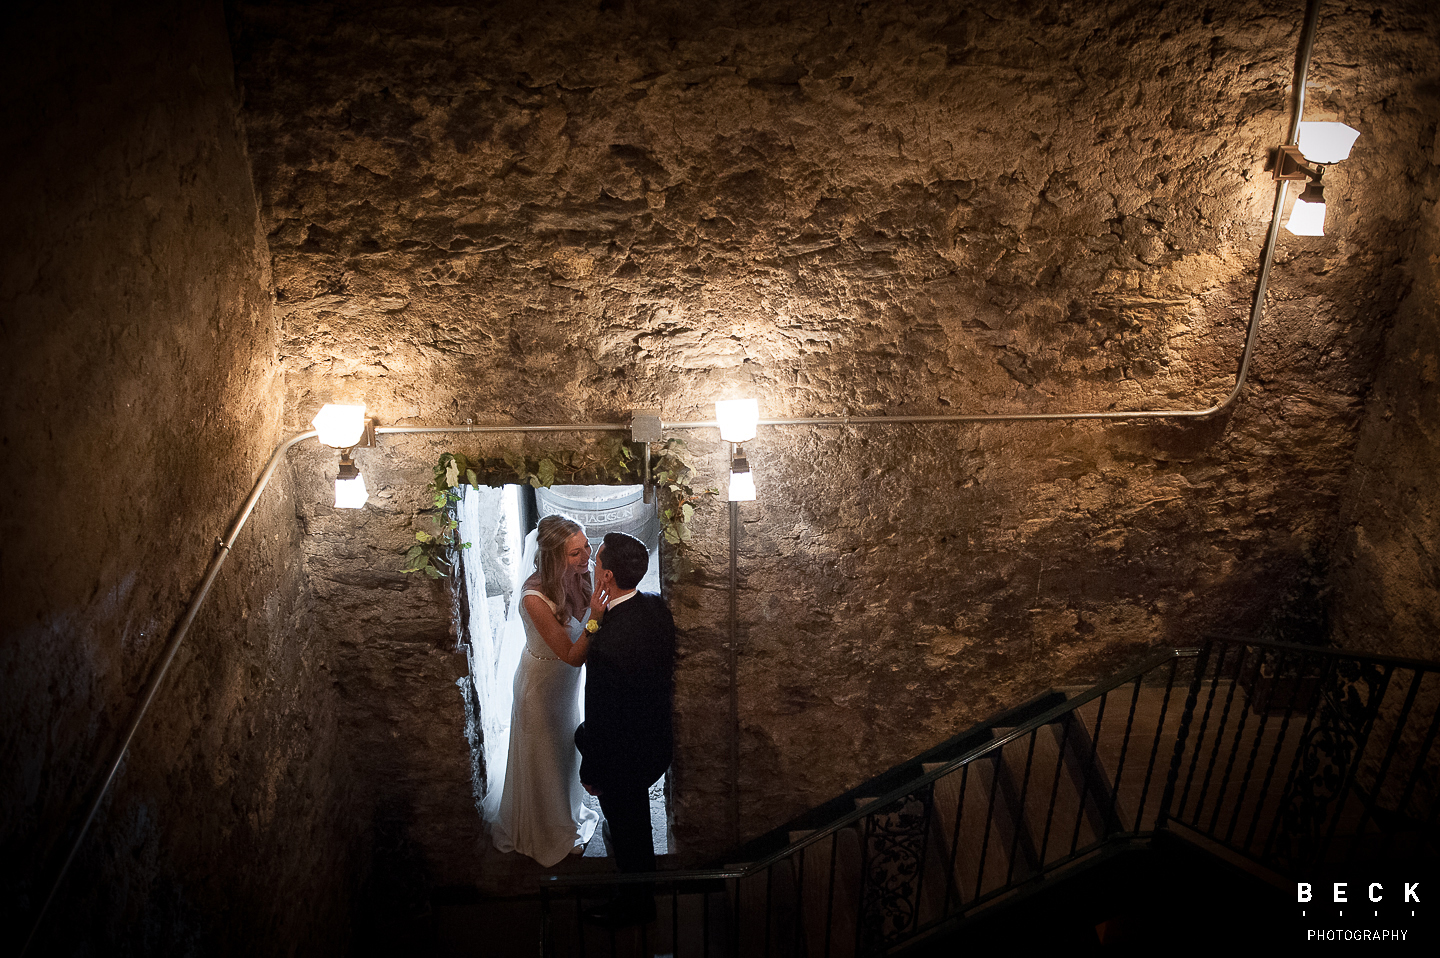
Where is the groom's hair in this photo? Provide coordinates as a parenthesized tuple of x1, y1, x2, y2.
(599, 532, 648, 589)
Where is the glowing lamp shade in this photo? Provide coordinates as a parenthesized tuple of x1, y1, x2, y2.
(1286, 190, 1327, 237)
(728, 467, 756, 502)
(715, 399, 759, 443)
(1296, 122, 1360, 165)
(312, 403, 368, 448)
(334, 471, 369, 509)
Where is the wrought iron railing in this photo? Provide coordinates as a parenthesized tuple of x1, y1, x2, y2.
(538, 637, 1439, 956)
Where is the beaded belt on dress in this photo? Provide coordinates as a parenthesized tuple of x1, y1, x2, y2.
(526, 646, 560, 661)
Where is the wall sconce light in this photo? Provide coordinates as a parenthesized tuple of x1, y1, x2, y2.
(728, 446, 756, 502)
(1296, 121, 1361, 164)
(1272, 121, 1360, 237)
(716, 399, 759, 443)
(334, 452, 369, 509)
(312, 403, 371, 449)
(313, 403, 375, 508)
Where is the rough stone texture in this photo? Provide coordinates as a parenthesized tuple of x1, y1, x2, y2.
(228, 0, 1440, 866)
(1, 1, 355, 952)
(291, 436, 485, 893)
(1329, 107, 1440, 662)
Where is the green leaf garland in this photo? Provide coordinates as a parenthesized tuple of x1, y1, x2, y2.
(401, 437, 715, 583)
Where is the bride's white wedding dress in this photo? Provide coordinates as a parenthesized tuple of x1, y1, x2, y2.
(487, 589, 600, 866)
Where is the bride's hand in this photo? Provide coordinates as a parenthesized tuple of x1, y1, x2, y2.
(589, 585, 608, 620)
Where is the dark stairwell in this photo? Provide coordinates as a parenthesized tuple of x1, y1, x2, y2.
(532, 636, 1436, 955)
(6, 0, 1440, 954)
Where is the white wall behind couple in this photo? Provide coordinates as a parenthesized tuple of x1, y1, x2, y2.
(456, 485, 661, 826)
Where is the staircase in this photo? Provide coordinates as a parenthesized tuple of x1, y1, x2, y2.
(538, 636, 1440, 955)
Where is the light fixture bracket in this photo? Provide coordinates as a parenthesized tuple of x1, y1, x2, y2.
(1270, 145, 1321, 182)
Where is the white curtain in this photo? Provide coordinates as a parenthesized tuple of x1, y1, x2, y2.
(457, 488, 537, 824)
(476, 527, 536, 824)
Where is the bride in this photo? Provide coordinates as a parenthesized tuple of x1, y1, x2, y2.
(487, 515, 601, 865)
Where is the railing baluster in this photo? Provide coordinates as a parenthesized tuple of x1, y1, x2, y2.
(1318, 663, 1395, 863)
(763, 862, 774, 958)
(1346, 668, 1424, 862)
(855, 814, 874, 957)
(1384, 685, 1440, 859)
(1004, 729, 1038, 886)
(1244, 646, 1301, 854)
(1210, 642, 1266, 837)
(792, 841, 805, 958)
(1070, 689, 1109, 854)
(731, 876, 741, 958)
(823, 830, 837, 958)
(1147, 653, 1187, 830)
(1176, 643, 1225, 823)
(910, 783, 935, 937)
(1111, 676, 1143, 832)
(942, 763, 968, 913)
(975, 754, 1002, 902)
(1038, 713, 1071, 864)
(1192, 643, 1245, 832)
(1262, 654, 1341, 862)
(702, 883, 711, 958)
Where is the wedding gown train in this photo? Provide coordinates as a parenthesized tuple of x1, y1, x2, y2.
(487, 589, 599, 866)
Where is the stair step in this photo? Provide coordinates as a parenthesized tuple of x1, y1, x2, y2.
(847, 791, 950, 944)
(730, 854, 802, 956)
(924, 745, 1036, 906)
(792, 822, 863, 958)
(990, 722, 1118, 863)
(1068, 681, 1304, 851)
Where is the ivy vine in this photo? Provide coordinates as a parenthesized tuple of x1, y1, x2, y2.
(401, 437, 715, 583)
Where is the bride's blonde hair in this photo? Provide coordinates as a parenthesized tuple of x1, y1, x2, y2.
(529, 515, 591, 619)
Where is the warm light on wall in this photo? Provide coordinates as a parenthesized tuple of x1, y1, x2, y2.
(716, 399, 759, 443)
(312, 403, 369, 448)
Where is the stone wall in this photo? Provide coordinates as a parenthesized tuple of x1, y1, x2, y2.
(1328, 98, 1440, 661)
(1, 1, 355, 952)
(290, 436, 484, 901)
(230, 0, 1440, 867)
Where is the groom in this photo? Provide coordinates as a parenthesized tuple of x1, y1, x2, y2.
(575, 531, 675, 922)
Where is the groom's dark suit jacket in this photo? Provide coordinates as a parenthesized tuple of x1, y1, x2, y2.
(577, 591, 675, 793)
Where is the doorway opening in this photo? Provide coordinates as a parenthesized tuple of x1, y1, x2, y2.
(456, 483, 670, 857)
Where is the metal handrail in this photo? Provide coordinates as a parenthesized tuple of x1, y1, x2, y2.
(543, 646, 1197, 893)
(540, 635, 1440, 956)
